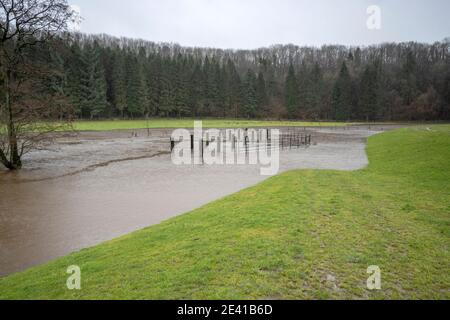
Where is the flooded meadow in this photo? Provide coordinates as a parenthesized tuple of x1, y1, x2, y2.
(0, 125, 398, 275)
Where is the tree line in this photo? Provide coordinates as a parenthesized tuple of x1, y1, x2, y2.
(2, 1, 447, 171)
(14, 33, 450, 121)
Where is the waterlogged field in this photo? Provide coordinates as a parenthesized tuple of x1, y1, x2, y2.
(0, 127, 373, 276)
(72, 119, 351, 131)
(0, 126, 449, 299)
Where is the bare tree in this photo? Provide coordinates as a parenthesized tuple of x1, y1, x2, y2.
(0, 0, 76, 170)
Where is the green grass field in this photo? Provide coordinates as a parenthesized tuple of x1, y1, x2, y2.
(72, 119, 350, 131)
(0, 126, 449, 300)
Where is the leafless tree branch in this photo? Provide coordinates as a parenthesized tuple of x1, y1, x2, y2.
(0, 0, 76, 170)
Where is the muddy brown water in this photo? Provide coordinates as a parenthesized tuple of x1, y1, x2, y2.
(0, 125, 401, 276)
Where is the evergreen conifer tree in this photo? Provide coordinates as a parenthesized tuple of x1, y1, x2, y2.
(285, 64, 299, 118)
(79, 43, 108, 119)
(332, 62, 352, 121)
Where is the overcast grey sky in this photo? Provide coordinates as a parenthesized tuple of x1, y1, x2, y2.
(68, 0, 450, 49)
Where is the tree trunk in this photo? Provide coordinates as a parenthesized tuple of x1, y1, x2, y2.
(0, 148, 10, 169)
(2, 68, 22, 170)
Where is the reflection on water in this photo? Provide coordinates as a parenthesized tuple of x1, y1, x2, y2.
(0, 127, 381, 276)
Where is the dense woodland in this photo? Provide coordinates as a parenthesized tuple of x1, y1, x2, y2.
(22, 33, 450, 121)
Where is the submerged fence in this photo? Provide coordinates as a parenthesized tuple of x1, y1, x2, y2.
(170, 129, 312, 154)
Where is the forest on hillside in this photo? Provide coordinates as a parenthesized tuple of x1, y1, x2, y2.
(12, 33, 450, 121)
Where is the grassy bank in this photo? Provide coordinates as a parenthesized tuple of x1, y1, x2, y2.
(72, 119, 350, 131)
(0, 126, 449, 299)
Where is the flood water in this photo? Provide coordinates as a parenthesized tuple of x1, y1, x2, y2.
(0, 126, 395, 276)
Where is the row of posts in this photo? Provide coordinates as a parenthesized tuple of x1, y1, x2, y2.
(171, 129, 312, 152)
(280, 132, 312, 149)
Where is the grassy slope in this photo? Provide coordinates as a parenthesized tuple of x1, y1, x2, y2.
(72, 119, 349, 131)
(0, 126, 449, 300)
